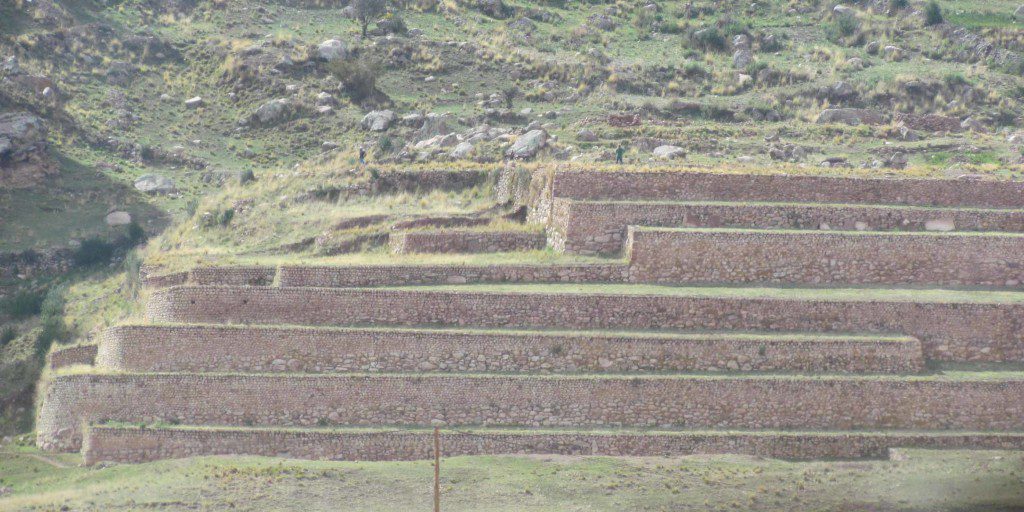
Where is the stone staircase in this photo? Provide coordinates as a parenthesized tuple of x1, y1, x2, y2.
(38, 169, 1024, 464)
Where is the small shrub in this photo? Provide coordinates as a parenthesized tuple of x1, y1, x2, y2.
(73, 237, 114, 267)
(236, 169, 256, 186)
(218, 208, 235, 227)
(0, 326, 16, 347)
(126, 221, 147, 246)
(185, 198, 201, 217)
(924, 1, 943, 26)
(690, 27, 725, 52)
(888, 0, 908, 11)
(327, 59, 382, 104)
(825, 16, 860, 43)
(1, 291, 44, 320)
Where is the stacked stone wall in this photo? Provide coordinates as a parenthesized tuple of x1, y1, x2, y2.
(550, 199, 1024, 254)
(38, 373, 1024, 452)
(146, 286, 1024, 362)
(547, 171, 1024, 207)
(97, 325, 922, 374)
(389, 230, 546, 254)
(83, 427, 1024, 465)
(141, 266, 275, 288)
(627, 228, 1024, 288)
(278, 264, 627, 287)
(48, 344, 97, 369)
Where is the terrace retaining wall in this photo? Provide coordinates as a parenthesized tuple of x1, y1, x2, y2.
(48, 344, 97, 369)
(83, 427, 1024, 464)
(547, 171, 1024, 207)
(145, 286, 1024, 362)
(389, 230, 546, 254)
(627, 228, 1024, 288)
(96, 325, 923, 374)
(278, 264, 627, 287)
(39, 373, 1024, 452)
(549, 199, 1024, 254)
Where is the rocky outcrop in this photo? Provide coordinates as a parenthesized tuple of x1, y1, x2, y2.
(361, 110, 396, 132)
(0, 112, 57, 188)
(506, 129, 547, 159)
(816, 108, 885, 126)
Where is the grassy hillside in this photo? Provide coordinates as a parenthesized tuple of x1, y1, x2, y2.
(2, 444, 1024, 511)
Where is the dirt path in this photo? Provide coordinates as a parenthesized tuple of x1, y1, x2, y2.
(0, 450, 72, 469)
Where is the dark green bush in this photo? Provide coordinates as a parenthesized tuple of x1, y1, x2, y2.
(327, 59, 382, 104)
(127, 221, 147, 246)
(0, 326, 16, 347)
(73, 237, 114, 267)
(924, 1, 943, 26)
(219, 208, 235, 226)
(1, 291, 44, 320)
(825, 15, 860, 43)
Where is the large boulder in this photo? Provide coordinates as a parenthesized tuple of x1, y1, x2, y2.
(1016, 5, 1024, 19)
(360, 110, 396, 132)
(416, 113, 452, 139)
(652, 145, 687, 159)
(134, 174, 176, 195)
(317, 39, 349, 62)
(816, 108, 884, 126)
(450, 141, 474, 159)
(732, 49, 753, 68)
(248, 98, 293, 126)
(0, 112, 55, 187)
(506, 129, 548, 159)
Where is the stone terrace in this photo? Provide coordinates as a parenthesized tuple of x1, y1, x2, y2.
(38, 169, 1024, 464)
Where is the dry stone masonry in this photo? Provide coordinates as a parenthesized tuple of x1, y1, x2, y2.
(38, 169, 1024, 464)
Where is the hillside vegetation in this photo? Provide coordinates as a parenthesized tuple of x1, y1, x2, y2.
(4, 0, 1024, 508)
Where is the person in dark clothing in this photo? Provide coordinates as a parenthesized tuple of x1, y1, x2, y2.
(358, 147, 366, 165)
(615, 144, 625, 164)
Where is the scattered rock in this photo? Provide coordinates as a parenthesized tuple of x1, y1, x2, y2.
(401, 112, 425, 127)
(316, 92, 336, 106)
(588, 14, 616, 31)
(576, 129, 598, 142)
(767, 143, 806, 161)
(317, 39, 349, 62)
(361, 110, 396, 131)
(652, 145, 687, 159)
(416, 113, 452, 139)
(134, 174, 176, 194)
(833, 5, 855, 16)
(865, 41, 880, 55)
(506, 129, 548, 159)
(248, 98, 293, 126)
(184, 96, 204, 109)
(105, 211, 132, 226)
(816, 108, 884, 126)
(882, 45, 904, 60)
(732, 49, 753, 68)
(0, 112, 55, 187)
(961, 117, 987, 132)
(450, 141, 474, 159)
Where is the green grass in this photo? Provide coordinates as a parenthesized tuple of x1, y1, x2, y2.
(3, 444, 1024, 511)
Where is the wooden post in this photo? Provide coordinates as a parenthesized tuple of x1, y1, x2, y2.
(433, 427, 441, 512)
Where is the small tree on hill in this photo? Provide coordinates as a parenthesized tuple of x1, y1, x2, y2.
(352, 0, 388, 37)
(923, 1, 943, 26)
